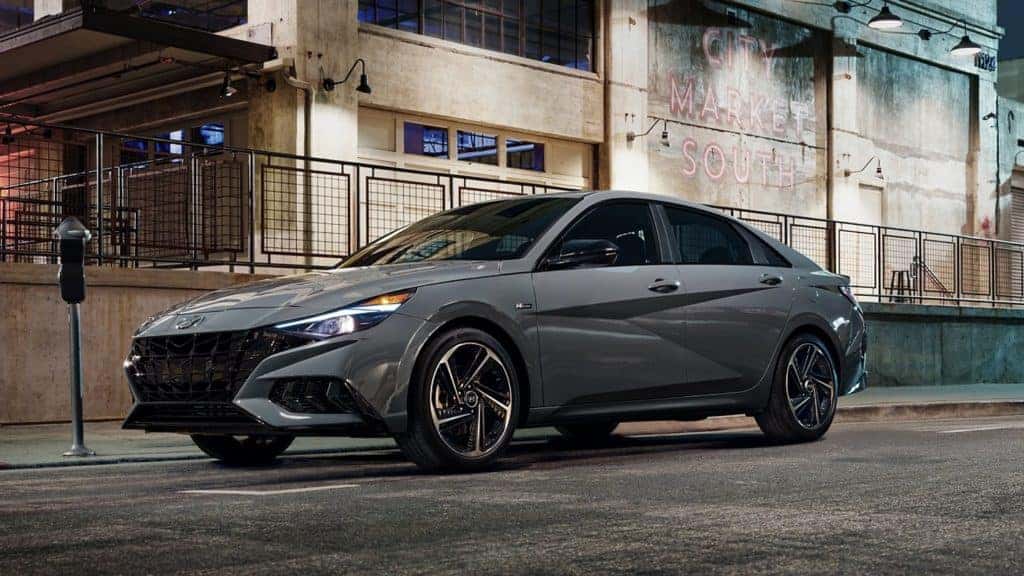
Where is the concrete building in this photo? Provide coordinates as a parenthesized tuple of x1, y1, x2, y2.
(3, 0, 1024, 424)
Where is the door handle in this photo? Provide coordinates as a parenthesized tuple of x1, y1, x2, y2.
(648, 280, 680, 293)
(760, 274, 783, 286)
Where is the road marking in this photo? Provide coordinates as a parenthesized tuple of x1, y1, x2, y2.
(182, 483, 359, 496)
(938, 423, 1024, 434)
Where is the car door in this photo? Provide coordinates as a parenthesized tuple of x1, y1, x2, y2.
(532, 200, 687, 406)
(659, 204, 795, 395)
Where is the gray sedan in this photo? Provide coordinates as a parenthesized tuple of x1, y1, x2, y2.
(124, 191, 867, 471)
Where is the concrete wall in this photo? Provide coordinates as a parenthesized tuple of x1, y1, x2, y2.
(632, 0, 1002, 236)
(864, 302, 1024, 387)
(0, 263, 269, 424)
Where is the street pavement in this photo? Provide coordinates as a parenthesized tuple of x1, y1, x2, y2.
(2, 416, 1023, 575)
(4, 383, 1024, 469)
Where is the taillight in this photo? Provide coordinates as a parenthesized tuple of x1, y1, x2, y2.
(838, 285, 860, 309)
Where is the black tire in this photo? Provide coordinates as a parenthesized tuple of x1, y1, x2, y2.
(396, 327, 519, 472)
(756, 332, 838, 444)
(190, 434, 294, 466)
(555, 421, 618, 442)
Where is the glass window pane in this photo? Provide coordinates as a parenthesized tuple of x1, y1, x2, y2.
(377, 0, 398, 27)
(397, 0, 418, 32)
(196, 123, 225, 146)
(559, 0, 575, 35)
(484, 0, 501, 10)
(541, 28, 559, 63)
(503, 0, 519, 16)
(444, 2, 463, 41)
(576, 36, 592, 71)
(502, 18, 519, 54)
(466, 9, 482, 46)
(560, 203, 660, 266)
(484, 14, 501, 51)
(525, 23, 540, 59)
(424, 0, 443, 37)
(358, 0, 376, 23)
(525, 0, 541, 24)
(457, 130, 498, 165)
(404, 122, 450, 158)
(578, 0, 593, 35)
(662, 206, 753, 265)
(506, 139, 545, 171)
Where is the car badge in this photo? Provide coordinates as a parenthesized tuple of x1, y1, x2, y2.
(175, 315, 205, 330)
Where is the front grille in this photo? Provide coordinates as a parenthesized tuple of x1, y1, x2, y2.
(269, 377, 358, 414)
(127, 329, 311, 403)
(127, 402, 259, 426)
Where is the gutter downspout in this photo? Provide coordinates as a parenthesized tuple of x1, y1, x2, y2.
(284, 68, 314, 269)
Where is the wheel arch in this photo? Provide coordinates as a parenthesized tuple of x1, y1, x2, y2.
(780, 316, 843, 382)
(411, 313, 534, 427)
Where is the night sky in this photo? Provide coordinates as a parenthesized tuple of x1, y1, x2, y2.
(999, 0, 1023, 60)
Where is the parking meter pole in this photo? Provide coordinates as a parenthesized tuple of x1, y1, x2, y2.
(56, 216, 95, 458)
(64, 302, 94, 457)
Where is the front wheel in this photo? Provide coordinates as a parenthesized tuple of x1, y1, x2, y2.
(397, 328, 519, 472)
(190, 434, 294, 466)
(755, 333, 838, 444)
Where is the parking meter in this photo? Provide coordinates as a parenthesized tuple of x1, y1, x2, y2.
(54, 217, 95, 457)
(56, 217, 91, 304)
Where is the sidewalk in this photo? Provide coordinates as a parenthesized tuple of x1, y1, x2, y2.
(2, 385, 1023, 470)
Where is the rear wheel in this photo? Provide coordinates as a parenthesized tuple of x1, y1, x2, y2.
(555, 421, 618, 442)
(397, 328, 518, 472)
(190, 434, 294, 466)
(756, 333, 838, 444)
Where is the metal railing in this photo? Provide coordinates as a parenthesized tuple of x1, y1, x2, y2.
(716, 206, 1023, 308)
(2, 115, 1021, 307)
(0, 116, 575, 272)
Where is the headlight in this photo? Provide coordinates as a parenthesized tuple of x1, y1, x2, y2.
(272, 290, 415, 339)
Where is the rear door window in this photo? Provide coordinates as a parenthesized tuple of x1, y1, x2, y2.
(662, 205, 753, 265)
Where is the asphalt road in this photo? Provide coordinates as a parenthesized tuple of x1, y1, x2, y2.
(2, 417, 1023, 575)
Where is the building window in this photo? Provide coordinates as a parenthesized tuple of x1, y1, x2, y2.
(155, 130, 184, 161)
(506, 138, 544, 171)
(194, 123, 225, 147)
(457, 130, 498, 165)
(360, 0, 594, 71)
(404, 122, 450, 158)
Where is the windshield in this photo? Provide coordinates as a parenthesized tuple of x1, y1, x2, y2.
(340, 196, 580, 267)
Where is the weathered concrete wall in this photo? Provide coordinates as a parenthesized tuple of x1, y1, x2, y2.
(864, 302, 1024, 387)
(0, 264, 270, 424)
(856, 45, 972, 234)
(1001, 59, 1024, 102)
(358, 26, 604, 144)
(646, 0, 829, 216)
(996, 96, 1024, 241)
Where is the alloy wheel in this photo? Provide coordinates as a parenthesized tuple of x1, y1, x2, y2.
(428, 341, 514, 458)
(784, 342, 837, 429)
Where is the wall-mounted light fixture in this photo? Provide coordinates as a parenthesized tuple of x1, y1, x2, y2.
(868, 4, 902, 29)
(845, 156, 884, 180)
(627, 118, 670, 148)
(949, 32, 981, 57)
(219, 72, 238, 98)
(322, 58, 371, 94)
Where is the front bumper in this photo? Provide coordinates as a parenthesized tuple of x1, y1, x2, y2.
(123, 313, 429, 435)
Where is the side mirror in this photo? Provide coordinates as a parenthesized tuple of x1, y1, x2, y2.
(545, 239, 618, 270)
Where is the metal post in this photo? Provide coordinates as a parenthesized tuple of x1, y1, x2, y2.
(95, 133, 104, 265)
(248, 153, 256, 274)
(63, 302, 94, 457)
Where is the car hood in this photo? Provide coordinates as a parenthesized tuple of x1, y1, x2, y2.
(135, 261, 502, 337)
(178, 261, 500, 315)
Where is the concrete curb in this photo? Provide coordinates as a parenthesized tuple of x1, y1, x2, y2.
(3, 400, 1022, 470)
